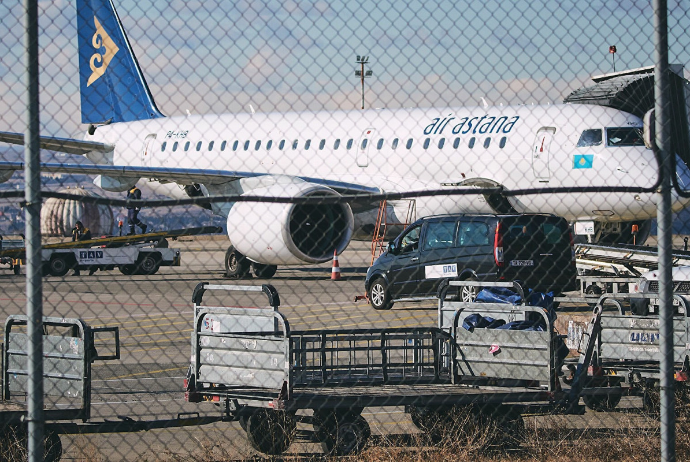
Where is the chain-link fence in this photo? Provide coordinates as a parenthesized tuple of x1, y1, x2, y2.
(2, 0, 690, 460)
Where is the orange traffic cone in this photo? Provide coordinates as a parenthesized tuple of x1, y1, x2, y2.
(331, 249, 341, 280)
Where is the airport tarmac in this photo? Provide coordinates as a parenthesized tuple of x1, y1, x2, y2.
(0, 237, 653, 460)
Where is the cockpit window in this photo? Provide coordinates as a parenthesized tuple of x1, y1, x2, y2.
(576, 129, 602, 147)
(606, 127, 644, 147)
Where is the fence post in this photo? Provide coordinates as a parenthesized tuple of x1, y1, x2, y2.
(654, 1, 676, 461)
(23, 0, 44, 460)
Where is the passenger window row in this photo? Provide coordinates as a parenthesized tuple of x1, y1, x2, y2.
(160, 136, 508, 152)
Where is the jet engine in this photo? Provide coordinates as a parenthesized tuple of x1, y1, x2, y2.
(226, 182, 354, 265)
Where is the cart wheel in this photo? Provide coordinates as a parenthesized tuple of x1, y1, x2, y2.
(585, 284, 603, 307)
(317, 413, 370, 456)
(583, 386, 623, 411)
(245, 409, 295, 455)
(119, 264, 136, 275)
(137, 253, 161, 275)
(44, 431, 63, 462)
(369, 277, 393, 310)
(238, 415, 248, 431)
(252, 263, 277, 279)
(48, 255, 71, 277)
(225, 246, 250, 278)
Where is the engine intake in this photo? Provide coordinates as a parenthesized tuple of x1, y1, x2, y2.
(226, 183, 354, 265)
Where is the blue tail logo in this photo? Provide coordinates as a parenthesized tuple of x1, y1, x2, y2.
(77, 0, 164, 124)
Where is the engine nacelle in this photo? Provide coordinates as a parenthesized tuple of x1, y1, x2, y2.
(0, 170, 14, 183)
(227, 183, 354, 265)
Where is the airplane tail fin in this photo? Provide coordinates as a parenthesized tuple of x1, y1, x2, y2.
(77, 0, 164, 124)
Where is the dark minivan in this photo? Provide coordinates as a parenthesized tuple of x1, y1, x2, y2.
(365, 213, 577, 310)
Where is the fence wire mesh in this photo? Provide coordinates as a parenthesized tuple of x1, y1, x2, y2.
(2, 0, 690, 460)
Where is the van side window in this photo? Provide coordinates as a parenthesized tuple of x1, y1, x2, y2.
(399, 225, 421, 254)
(458, 222, 489, 246)
(424, 221, 456, 250)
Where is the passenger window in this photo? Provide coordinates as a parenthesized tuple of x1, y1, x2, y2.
(267, 140, 273, 150)
(161, 142, 167, 152)
(220, 141, 227, 151)
(377, 138, 384, 149)
(319, 139, 326, 150)
(305, 139, 311, 150)
(196, 141, 202, 151)
(255, 140, 261, 150)
(392, 138, 399, 149)
(406, 138, 413, 149)
(458, 222, 489, 246)
(468, 137, 475, 149)
(577, 129, 602, 147)
(244, 141, 250, 151)
(453, 137, 460, 149)
(483, 138, 491, 148)
(347, 139, 354, 149)
(438, 138, 445, 149)
(184, 141, 190, 151)
(292, 140, 298, 150)
(423, 138, 430, 149)
(399, 225, 422, 254)
(499, 137, 506, 148)
(279, 140, 285, 150)
(172, 142, 178, 152)
(233, 141, 239, 151)
(334, 139, 341, 149)
(208, 141, 214, 151)
(541, 223, 564, 245)
(361, 139, 368, 149)
(424, 221, 456, 250)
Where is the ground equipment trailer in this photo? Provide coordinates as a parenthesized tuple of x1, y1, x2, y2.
(0, 226, 221, 276)
(185, 282, 601, 457)
(0, 315, 227, 462)
(572, 293, 690, 413)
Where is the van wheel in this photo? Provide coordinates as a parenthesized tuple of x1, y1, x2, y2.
(369, 277, 393, 310)
(460, 277, 479, 302)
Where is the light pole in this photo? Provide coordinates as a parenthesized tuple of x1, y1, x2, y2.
(355, 55, 373, 110)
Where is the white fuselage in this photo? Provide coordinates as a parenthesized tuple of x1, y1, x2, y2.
(85, 103, 680, 231)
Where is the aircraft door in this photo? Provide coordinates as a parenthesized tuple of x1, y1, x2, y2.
(357, 128, 375, 167)
(142, 134, 157, 166)
(532, 127, 555, 181)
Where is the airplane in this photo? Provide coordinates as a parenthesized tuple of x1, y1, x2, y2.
(0, 0, 687, 278)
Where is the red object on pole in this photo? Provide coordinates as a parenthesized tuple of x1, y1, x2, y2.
(609, 45, 617, 53)
(331, 249, 341, 280)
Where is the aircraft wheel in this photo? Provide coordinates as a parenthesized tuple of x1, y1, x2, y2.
(369, 277, 392, 310)
(225, 246, 250, 278)
(119, 264, 137, 275)
(252, 263, 277, 278)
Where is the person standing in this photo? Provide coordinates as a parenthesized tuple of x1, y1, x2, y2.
(126, 186, 148, 235)
(70, 221, 92, 276)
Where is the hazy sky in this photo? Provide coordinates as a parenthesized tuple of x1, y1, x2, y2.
(1, 0, 689, 139)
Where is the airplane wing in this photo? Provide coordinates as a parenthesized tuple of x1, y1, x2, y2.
(0, 131, 114, 156)
(0, 160, 382, 197)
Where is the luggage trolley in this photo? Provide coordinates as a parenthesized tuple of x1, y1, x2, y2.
(185, 282, 593, 457)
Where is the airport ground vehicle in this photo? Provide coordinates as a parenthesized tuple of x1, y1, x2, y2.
(629, 266, 690, 315)
(364, 213, 577, 310)
(0, 235, 23, 275)
(0, 226, 221, 276)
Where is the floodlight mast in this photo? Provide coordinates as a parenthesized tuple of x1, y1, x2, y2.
(355, 55, 373, 109)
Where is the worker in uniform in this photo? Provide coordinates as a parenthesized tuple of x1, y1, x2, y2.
(126, 186, 148, 235)
(71, 221, 92, 276)
(71, 220, 92, 241)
